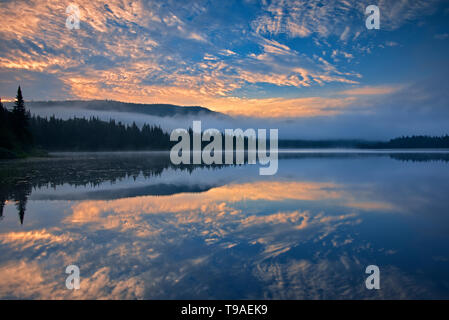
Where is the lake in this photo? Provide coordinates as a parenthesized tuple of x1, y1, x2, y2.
(1, 151, 449, 299)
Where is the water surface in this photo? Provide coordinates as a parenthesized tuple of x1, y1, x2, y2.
(1, 151, 448, 299)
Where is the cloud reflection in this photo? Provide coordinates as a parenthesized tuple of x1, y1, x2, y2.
(0, 161, 447, 299)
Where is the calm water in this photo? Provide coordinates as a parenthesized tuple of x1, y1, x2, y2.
(1, 151, 449, 299)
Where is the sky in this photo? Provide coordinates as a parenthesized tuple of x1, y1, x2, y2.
(0, 0, 449, 138)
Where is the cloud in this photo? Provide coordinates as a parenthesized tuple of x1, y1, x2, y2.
(338, 85, 400, 96)
(3, 154, 447, 299)
(385, 41, 399, 47)
(0, 0, 447, 125)
(252, 0, 442, 39)
(219, 49, 237, 56)
(0, 261, 145, 299)
(0, 229, 76, 249)
(188, 32, 207, 42)
(340, 26, 351, 42)
(0, 0, 363, 118)
(68, 181, 343, 225)
(434, 33, 449, 40)
(210, 96, 356, 118)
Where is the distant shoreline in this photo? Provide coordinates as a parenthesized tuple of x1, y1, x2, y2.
(4, 147, 449, 161)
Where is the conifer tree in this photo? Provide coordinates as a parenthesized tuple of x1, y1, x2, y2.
(12, 86, 32, 146)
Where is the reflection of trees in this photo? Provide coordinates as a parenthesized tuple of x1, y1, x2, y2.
(13, 183, 31, 225)
(0, 178, 31, 224)
(0, 153, 225, 224)
(0, 198, 5, 219)
(16, 196, 27, 225)
(277, 152, 449, 162)
(389, 153, 449, 162)
(2, 151, 447, 224)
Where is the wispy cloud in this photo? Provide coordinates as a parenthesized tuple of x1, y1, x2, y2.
(0, 0, 447, 121)
(252, 0, 441, 39)
(338, 85, 400, 96)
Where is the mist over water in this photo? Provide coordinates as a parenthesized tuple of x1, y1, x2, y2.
(1, 152, 448, 299)
(18, 92, 449, 141)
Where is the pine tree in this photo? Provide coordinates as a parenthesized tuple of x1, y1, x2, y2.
(12, 86, 32, 146)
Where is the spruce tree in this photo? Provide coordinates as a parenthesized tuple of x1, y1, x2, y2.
(12, 86, 32, 146)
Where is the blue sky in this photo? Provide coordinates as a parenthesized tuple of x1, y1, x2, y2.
(0, 0, 448, 137)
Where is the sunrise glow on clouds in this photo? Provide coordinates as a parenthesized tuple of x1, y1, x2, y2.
(0, 0, 448, 118)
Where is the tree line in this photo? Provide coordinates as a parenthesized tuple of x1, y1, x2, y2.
(30, 116, 171, 151)
(2, 86, 449, 158)
(1, 87, 174, 156)
(358, 135, 449, 149)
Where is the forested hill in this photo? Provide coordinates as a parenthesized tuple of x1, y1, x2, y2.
(16, 100, 227, 118)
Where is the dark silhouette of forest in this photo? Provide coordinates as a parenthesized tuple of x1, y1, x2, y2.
(1, 86, 173, 156)
(358, 135, 449, 149)
(30, 116, 171, 151)
(278, 139, 368, 148)
(0, 87, 33, 158)
(280, 136, 449, 149)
